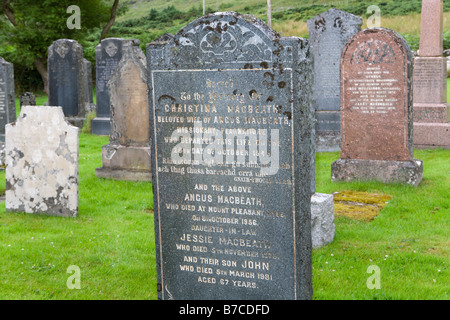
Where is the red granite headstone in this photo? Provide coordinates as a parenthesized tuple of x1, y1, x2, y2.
(340, 28, 413, 161)
(331, 28, 423, 186)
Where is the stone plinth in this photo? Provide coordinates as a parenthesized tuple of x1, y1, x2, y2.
(412, 0, 450, 149)
(311, 193, 335, 248)
(331, 159, 423, 186)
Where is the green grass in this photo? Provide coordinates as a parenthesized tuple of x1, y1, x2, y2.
(0, 89, 449, 299)
(0, 133, 156, 299)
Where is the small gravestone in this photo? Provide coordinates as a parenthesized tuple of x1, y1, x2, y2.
(331, 28, 423, 186)
(5, 106, 79, 217)
(307, 8, 362, 152)
(413, 0, 450, 148)
(0, 56, 16, 143)
(148, 12, 313, 300)
(19, 92, 36, 108)
(48, 39, 87, 128)
(91, 38, 143, 135)
(95, 46, 151, 181)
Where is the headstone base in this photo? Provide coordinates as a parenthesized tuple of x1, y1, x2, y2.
(95, 144, 151, 181)
(311, 193, 335, 249)
(91, 117, 111, 135)
(331, 158, 423, 186)
(413, 103, 450, 123)
(316, 131, 341, 152)
(413, 122, 450, 149)
(95, 167, 151, 181)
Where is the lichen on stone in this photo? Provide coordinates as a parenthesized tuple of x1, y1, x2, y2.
(333, 190, 391, 221)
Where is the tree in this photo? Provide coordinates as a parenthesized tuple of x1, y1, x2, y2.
(0, 0, 126, 93)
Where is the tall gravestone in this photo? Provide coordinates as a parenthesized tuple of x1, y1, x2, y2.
(48, 39, 87, 128)
(413, 0, 450, 148)
(83, 58, 94, 111)
(95, 46, 151, 181)
(148, 12, 314, 300)
(331, 28, 423, 186)
(0, 56, 16, 143)
(91, 38, 143, 135)
(307, 9, 362, 151)
(5, 106, 79, 217)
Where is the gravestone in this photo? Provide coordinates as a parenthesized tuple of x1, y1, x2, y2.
(91, 38, 143, 135)
(5, 106, 79, 217)
(83, 58, 95, 112)
(0, 56, 16, 143)
(19, 92, 36, 108)
(331, 28, 423, 186)
(413, 0, 450, 148)
(147, 12, 314, 300)
(95, 46, 151, 181)
(307, 9, 362, 152)
(48, 39, 87, 128)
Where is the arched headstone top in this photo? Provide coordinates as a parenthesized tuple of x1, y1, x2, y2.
(148, 12, 309, 68)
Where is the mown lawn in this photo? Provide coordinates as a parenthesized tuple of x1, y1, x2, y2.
(0, 88, 449, 299)
(0, 132, 448, 299)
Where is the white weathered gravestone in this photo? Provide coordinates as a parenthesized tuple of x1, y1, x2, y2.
(5, 106, 79, 217)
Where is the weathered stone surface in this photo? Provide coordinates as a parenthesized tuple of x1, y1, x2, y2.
(95, 46, 151, 181)
(148, 12, 313, 300)
(91, 38, 143, 135)
(418, 0, 444, 57)
(332, 28, 422, 185)
(307, 8, 362, 152)
(331, 158, 423, 186)
(48, 39, 86, 126)
(311, 193, 335, 249)
(413, 57, 447, 105)
(5, 106, 79, 217)
(0, 56, 16, 143)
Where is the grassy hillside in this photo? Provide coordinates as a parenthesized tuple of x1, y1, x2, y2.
(102, 0, 450, 56)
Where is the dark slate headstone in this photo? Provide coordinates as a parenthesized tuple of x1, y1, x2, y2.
(147, 12, 313, 300)
(0, 56, 16, 142)
(83, 59, 94, 105)
(91, 38, 142, 135)
(48, 39, 86, 122)
(307, 8, 362, 151)
(19, 92, 36, 108)
(331, 28, 423, 186)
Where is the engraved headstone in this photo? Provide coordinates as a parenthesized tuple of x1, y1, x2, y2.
(48, 39, 87, 127)
(307, 9, 362, 151)
(95, 46, 151, 181)
(0, 56, 16, 143)
(19, 92, 36, 108)
(148, 12, 314, 300)
(5, 106, 79, 217)
(413, 0, 450, 148)
(91, 38, 143, 135)
(331, 28, 423, 186)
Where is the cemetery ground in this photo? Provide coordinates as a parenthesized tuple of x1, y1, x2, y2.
(0, 88, 448, 300)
